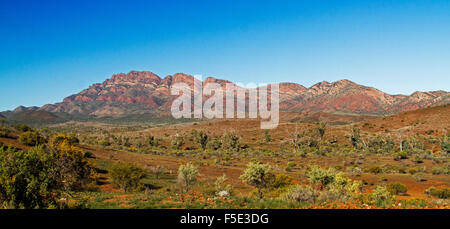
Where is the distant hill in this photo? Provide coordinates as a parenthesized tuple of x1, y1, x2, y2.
(2, 70, 449, 124)
(5, 110, 66, 125)
(357, 104, 450, 135)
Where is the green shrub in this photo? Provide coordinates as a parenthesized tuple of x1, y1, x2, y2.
(49, 138, 95, 191)
(440, 136, 450, 153)
(171, 135, 184, 150)
(387, 182, 408, 195)
(282, 185, 317, 203)
(0, 142, 94, 208)
(215, 174, 233, 196)
(240, 161, 271, 198)
(18, 131, 46, 146)
(350, 127, 361, 148)
(398, 168, 407, 174)
(367, 136, 395, 154)
(367, 166, 383, 174)
(408, 168, 417, 175)
(264, 130, 271, 143)
(177, 163, 198, 192)
(266, 173, 294, 189)
(0, 145, 91, 208)
(431, 166, 450, 175)
(371, 185, 393, 202)
(320, 172, 363, 202)
(287, 162, 296, 168)
(394, 151, 408, 160)
(14, 124, 32, 132)
(84, 151, 94, 158)
(0, 126, 11, 138)
(413, 172, 427, 182)
(207, 138, 222, 150)
(51, 134, 80, 145)
(110, 162, 146, 192)
(0, 146, 56, 209)
(98, 138, 110, 147)
(147, 135, 159, 147)
(150, 165, 164, 179)
(192, 130, 209, 150)
(221, 132, 240, 152)
(424, 186, 450, 199)
(411, 154, 423, 163)
(306, 165, 337, 189)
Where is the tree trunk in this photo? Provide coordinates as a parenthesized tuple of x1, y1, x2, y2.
(257, 188, 263, 199)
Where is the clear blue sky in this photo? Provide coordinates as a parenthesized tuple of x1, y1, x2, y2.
(1, 0, 449, 111)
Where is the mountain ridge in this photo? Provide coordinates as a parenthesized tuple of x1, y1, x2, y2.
(2, 70, 449, 123)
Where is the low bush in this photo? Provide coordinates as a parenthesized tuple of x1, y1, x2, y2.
(367, 166, 382, 174)
(440, 136, 450, 153)
(267, 173, 294, 189)
(0, 126, 11, 138)
(221, 132, 240, 152)
(408, 168, 417, 175)
(240, 161, 271, 198)
(321, 172, 363, 202)
(192, 130, 209, 150)
(431, 166, 450, 175)
(394, 151, 408, 160)
(387, 182, 408, 195)
(306, 165, 337, 189)
(171, 135, 184, 150)
(14, 124, 32, 132)
(0, 147, 55, 208)
(0, 143, 95, 209)
(50, 138, 95, 191)
(411, 154, 423, 163)
(110, 162, 146, 192)
(215, 174, 233, 197)
(413, 172, 427, 182)
(18, 131, 46, 146)
(424, 186, 450, 199)
(287, 161, 296, 168)
(282, 185, 317, 203)
(50, 134, 80, 146)
(177, 163, 198, 192)
(207, 138, 222, 150)
(371, 185, 393, 202)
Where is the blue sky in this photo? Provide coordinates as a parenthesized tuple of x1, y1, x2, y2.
(1, 0, 449, 111)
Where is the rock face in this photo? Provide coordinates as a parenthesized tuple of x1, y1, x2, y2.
(281, 80, 403, 115)
(7, 70, 450, 119)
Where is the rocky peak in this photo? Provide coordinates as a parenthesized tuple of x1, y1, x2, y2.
(106, 71, 161, 85)
(335, 79, 357, 86)
(311, 80, 331, 88)
(13, 106, 39, 113)
(278, 82, 307, 94)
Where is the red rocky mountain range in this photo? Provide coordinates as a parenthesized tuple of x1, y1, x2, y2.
(7, 71, 450, 118)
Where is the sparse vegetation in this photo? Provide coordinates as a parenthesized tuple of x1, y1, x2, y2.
(0, 104, 448, 209)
